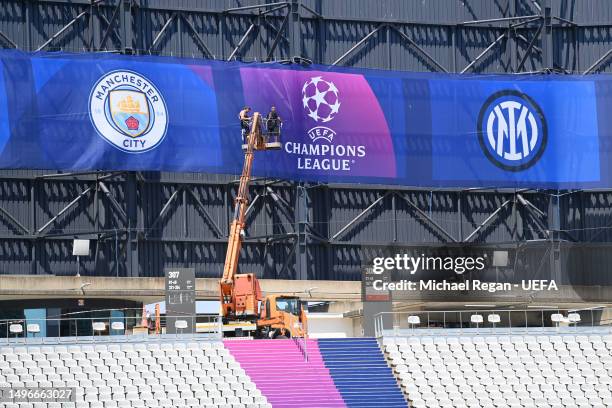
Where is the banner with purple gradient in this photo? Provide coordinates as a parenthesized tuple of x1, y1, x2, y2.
(240, 67, 396, 179)
(0, 50, 611, 189)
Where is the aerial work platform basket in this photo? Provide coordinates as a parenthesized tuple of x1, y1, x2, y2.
(241, 113, 282, 151)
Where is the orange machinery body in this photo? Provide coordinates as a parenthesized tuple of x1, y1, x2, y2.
(220, 273, 262, 318)
(219, 112, 307, 338)
(257, 295, 308, 338)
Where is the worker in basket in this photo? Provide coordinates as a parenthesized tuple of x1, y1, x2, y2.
(265, 106, 282, 143)
(238, 106, 252, 144)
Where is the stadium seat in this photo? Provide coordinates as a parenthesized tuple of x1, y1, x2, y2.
(385, 333, 612, 408)
(0, 338, 268, 408)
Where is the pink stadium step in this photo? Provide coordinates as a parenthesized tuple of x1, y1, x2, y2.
(225, 339, 346, 408)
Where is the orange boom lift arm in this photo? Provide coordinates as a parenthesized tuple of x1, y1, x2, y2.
(219, 112, 307, 339)
(219, 113, 266, 319)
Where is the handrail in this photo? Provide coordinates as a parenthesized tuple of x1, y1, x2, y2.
(0, 314, 222, 344)
(293, 334, 309, 362)
(373, 307, 612, 338)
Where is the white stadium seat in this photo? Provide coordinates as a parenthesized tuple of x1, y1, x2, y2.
(387, 333, 612, 408)
(0, 339, 268, 408)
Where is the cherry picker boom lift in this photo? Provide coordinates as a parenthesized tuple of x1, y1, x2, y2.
(219, 112, 307, 339)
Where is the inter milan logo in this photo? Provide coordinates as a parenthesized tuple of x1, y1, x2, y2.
(302, 76, 341, 123)
(477, 90, 547, 171)
(89, 70, 168, 153)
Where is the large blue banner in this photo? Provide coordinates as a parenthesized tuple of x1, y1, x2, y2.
(0, 50, 609, 189)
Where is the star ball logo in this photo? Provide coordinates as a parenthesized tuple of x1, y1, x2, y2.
(89, 70, 168, 153)
(302, 76, 341, 123)
(477, 90, 547, 171)
(284, 76, 366, 172)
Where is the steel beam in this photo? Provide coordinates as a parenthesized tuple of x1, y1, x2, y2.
(144, 187, 182, 238)
(264, 187, 295, 231)
(548, 193, 562, 282)
(98, 181, 127, 222)
(244, 193, 261, 219)
(461, 15, 540, 26)
(30, 182, 36, 274)
(265, 11, 290, 61)
(516, 194, 546, 218)
(541, 0, 553, 69)
(332, 24, 386, 66)
(299, 3, 322, 19)
(36, 185, 94, 235)
(186, 189, 224, 238)
(120, 0, 133, 53)
(461, 32, 507, 73)
(99, 2, 122, 50)
(288, 0, 301, 58)
(36, 10, 89, 51)
(180, 13, 214, 58)
(224, 2, 288, 14)
(583, 48, 612, 75)
(516, 194, 550, 238)
(25, 1, 32, 51)
(227, 23, 256, 61)
(394, 193, 457, 243)
(261, 4, 289, 16)
(517, 22, 544, 72)
(463, 199, 512, 242)
(277, 240, 297, 279)
(331, 192, 389, 241)
(390, 25, 448, 72)
(0, 207, 29, 234)
(149, 12, 178, 52)
(294, 184, 308, 280)
(126, 173, 139, 277)
(0, 30, 18, 49)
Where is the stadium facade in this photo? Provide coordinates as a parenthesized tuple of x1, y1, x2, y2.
(0, 0, 612, 296)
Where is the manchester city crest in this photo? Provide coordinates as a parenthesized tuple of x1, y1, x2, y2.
(89, 70, 168, 153)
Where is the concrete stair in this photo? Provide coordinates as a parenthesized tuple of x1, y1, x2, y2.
(318, 338, 408, 407)
(225, 339, 346, 407)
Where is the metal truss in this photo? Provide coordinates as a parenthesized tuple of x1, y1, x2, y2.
(0, 171, 609, 280)
(2, 1, 612, 280)
(0, 0, 610, 73)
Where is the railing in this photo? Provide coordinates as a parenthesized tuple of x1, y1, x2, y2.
(293, 333, 309, 362)
(0, 314, 222, 345)
(374, 307, 612, 338)
(241, 117, 282, 146)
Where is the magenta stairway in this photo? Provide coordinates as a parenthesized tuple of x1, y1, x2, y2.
(224, 339, 346, 408)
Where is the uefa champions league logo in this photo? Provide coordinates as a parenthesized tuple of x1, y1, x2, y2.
(283, 75, 365, 172)
(89, 70, 168, 153)
(302, 76, 341, 123)
(477, 90, 547, 171)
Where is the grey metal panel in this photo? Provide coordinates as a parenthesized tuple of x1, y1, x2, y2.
(0, 2, 25, 49)
(554, 0, 612, 24)
(0, 0, 609, 72)
(1, 1, 612, 285)
(303, 0, 511, 22)
(390, 25, 453, 73)
(577, 191, 612, 242)
(0, 179, 31, 235)
(578, 26, 612, 73)
(31, 2, 91, 52)
(0, 239, 31, 275)
(137, 240, 294, 279)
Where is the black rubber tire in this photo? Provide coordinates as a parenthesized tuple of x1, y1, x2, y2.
(275, 335, 289, 339)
